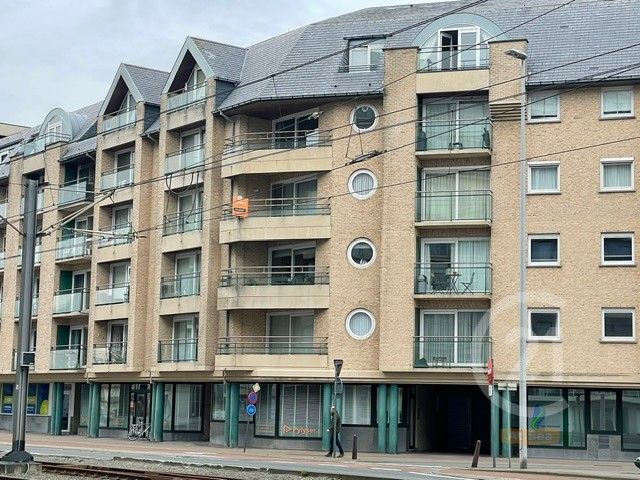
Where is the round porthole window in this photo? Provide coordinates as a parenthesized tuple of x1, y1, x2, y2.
(347, 238, 376, 268)
(348, 169, 377, 199)
(346, 309, 375, 340)
(351, 105, 378, 132)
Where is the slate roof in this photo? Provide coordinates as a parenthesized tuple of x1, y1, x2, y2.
(61, 137, 97, 161)
(191, 37, 247, 83)
(122, 64, 170, 105)
(216, 0, 640, 110)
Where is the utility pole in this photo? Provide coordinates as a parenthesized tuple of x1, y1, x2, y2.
(2, 179, 38, 463)
(332, 359, 343, 458)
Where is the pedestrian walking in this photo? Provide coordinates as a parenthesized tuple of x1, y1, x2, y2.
(325, 405, 344, 458)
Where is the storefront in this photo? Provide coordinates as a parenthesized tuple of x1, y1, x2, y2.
(0, 383, 51, 433)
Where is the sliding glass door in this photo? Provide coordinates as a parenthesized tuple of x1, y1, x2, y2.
(269, 245, 316, 285)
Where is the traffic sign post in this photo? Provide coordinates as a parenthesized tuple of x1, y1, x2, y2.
(243, 389, 258, 453)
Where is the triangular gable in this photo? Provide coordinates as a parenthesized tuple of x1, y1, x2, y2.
(98, 63, 144, 116)
(162, 37, 216, 95)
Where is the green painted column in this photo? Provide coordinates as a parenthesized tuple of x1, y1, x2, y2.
(87, 383, 100, 438)
(387, 384, 399, 454)
(50, 382, 63, 435)
(376, 384, 388, 453)
(321, 384, 332, 451)
(151, 383, 165, 442)
(223, 382, 231, 446)
(501, 389, 512, 457)
(229, 382, 239, 448)
(490, 387, 499, 462)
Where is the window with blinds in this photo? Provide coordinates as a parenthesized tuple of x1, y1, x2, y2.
(211, 384, 225, 421)
(255, 384, 277, 436)
(279, 384, 322, 438)
(342, 385, 372, 425)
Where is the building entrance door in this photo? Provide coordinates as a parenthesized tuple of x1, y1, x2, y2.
(129, 384, 151, 427)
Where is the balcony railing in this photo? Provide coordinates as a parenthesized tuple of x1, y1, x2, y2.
(50, 345, 87, 370)
(103, 106, 136, 133)
(165, 144, 205, 174)
(166, 81, 206, 110)
(0, 201, 7, 218)
(23, 132, 71, 156)
(58, 178, 94, 206)
(163, 209, 202, 236)
(18, 243, 42, 267)
(416, 119, 491, 152)
(95, 283, 130, 305)
(221, 197, 330, 220)
(101, 164, 134, 190)
(416, 190, 492, 222)
(53, 288, 90, 314)
(217, 336, 328, 355)
(20, 190, 45, 214)
(157, 338, 198, 362)
(220, 266, 330, 287)
(56, 234, 92, 261)
(160, 273, 201, 299)
(414, 336, 491, 367)
(224, 130, 332, 154)
(417, 45, 489, 72)
(93, 342, 127, 365)
(97, 223, 133, 247)
(415, 262, 492, 294)
(14, 296, 39, 318)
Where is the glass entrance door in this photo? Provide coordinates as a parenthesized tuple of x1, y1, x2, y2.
(129, 384, 151, 429)
(61, 383, 71, 432)
(424, 242, 454, 292)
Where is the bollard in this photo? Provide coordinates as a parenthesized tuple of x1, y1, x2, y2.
(471, 440, 481, 468)
(352, 435, 358, 460)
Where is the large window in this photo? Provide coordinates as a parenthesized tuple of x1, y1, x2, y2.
(601, 158, 634, 192)
(341, 385, 372, 425)
(99, 384, 130, 429)
(528, 162, 559, 194)
(623, 391, 640, 450)
(279, 384, 322, 438)
(590, 391, 617, 432)
(601, 233, 634, 265)
(528, 235, 560, 266)
(601, 87, 634, 118)
(255, 384, 277, 436)
(211, 384, 225, 421)
(527, 388, 585, 448)
(163, 384, 203, 432)
(602, 309, 635, 342)
(420, 168, 491, 221)
(1, 384, 49, 415)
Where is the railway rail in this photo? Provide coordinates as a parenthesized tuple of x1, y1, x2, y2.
(38, 461, 234, 479)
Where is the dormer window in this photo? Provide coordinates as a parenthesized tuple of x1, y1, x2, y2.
(44, 117, 63, 145)
(103, 91, 136, 133)
(120, 93, 135, 112)
(420, 26, 489, 71)
(347, 39, 384, 72)
(186, 65, 205, 91)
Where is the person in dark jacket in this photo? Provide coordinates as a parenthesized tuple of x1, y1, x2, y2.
(325, 405, 344, 457)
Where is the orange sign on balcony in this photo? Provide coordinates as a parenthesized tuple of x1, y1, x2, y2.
(232, 196, 249, 218)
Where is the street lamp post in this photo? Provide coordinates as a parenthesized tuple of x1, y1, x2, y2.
(505, 47, 528, 470)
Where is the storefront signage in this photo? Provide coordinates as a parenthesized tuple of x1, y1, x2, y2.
(281, 424, 319, 436)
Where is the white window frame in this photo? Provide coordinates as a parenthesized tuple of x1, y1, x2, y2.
(527, 90, 560, 123)
(528, 309, 561, 342)
(527, 161, 560, 194)
(347, 238, 376, 269)
(348, 40, 383, 70)
(602, 308, 635, 342)
(601, 233, 635, 266)
(345, 308, 375, 340)
(348, 169, 378, 200)
(350, 104, 378, 133)
(528, 234, 560, 267)
(600, 158, 634, 192)
(601, 86, 634, 119)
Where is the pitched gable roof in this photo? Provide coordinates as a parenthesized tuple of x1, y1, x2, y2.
(99, 63, 170, 116)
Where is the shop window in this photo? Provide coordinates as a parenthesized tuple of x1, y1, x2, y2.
(590, 391, 617, 432)
(79, 384, 89, 427)
(255, 384, 277, 437)
(528, 388, 564, 447)
(0, 384, 49, 415)
(342, 385, 372, 425)
(623, 390, 640, 450)
(567, 389, 586, 448)
(211, 384, 225, 421)
(99, 384, 130, 429)
(1, 384, 13, 414)
(279, 384, 322, 438)
(174, 384, 202, 431)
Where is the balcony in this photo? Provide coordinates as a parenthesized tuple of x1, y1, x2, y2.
(18, 243, 42, 267)
(14, 296, 39, 318)
(96, 223, 133, 262)
(58, 179, 94, 208)
(216, 336, 329, 369)
(101, 165, 134, 191)
(56, 234, 92, 262)
(163, 210, 202, 236)
(102, 107, 136, 133)
(160, 273, 200, 299)
(416, 190, 492, 227)
(167, 82, 206, 111)
(219, 197, 331, 243)
(95, 283, 129, 305)
(414, 336, 491, 368)
(221, 131, 333, 178)
(53, 288, 90, 315)
(50, 345, 87, 370)
(218, 266, 330, 310)
(23, 132, 71, 156)
(20, 190, 45, 214)
(416, 46, 490, 94)
(415, 263, 492, 297)
(93, 343, 127, 365)
(157, 338, 198, 363)
(165, 144, 205, 175)
(415, 119, 491, 158)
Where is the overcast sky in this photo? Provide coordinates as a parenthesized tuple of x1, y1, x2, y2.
(0, 0, 442, 127)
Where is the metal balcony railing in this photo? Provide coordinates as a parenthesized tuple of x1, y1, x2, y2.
(95, 283, 130, 305)
(157, 338, 198, 363)
(415, 262, 492, 295)
(58, 178, 94, 205)
(165, 144, 205, 174)
(20, 190, 44, 214)
(166, 81, 206, 110)
(53, 288, 90, 314)
(23, 132, 72, 156)
(220, 266, 330, 287)
(18, 243, 42, 267)
(221, 197, 330, 220)
(338, 63, 382, 73)
(93, 342, 127, 364)
(160, 273, 201, 299)
(416, 190, 492, 222)
(56, 234, 92, 261)
(101, 164, 134, 190)
(217, 336, 328, 355)
(417, 45, 489, 72)
(14, 296, 39, 318)
(414, 336, 491, 367)
(97, 223, 133, 247)
(103, 106, 136, 133)
(416, 119, 491, 152)
(223, 130, 331, 154)
(50, 345, 87, 370)
(162, 209, 202, 236)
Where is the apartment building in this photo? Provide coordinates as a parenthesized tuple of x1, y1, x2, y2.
(0, 0, 638, 460)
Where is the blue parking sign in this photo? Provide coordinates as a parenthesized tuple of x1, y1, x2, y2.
(246, 404, 257, 416)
